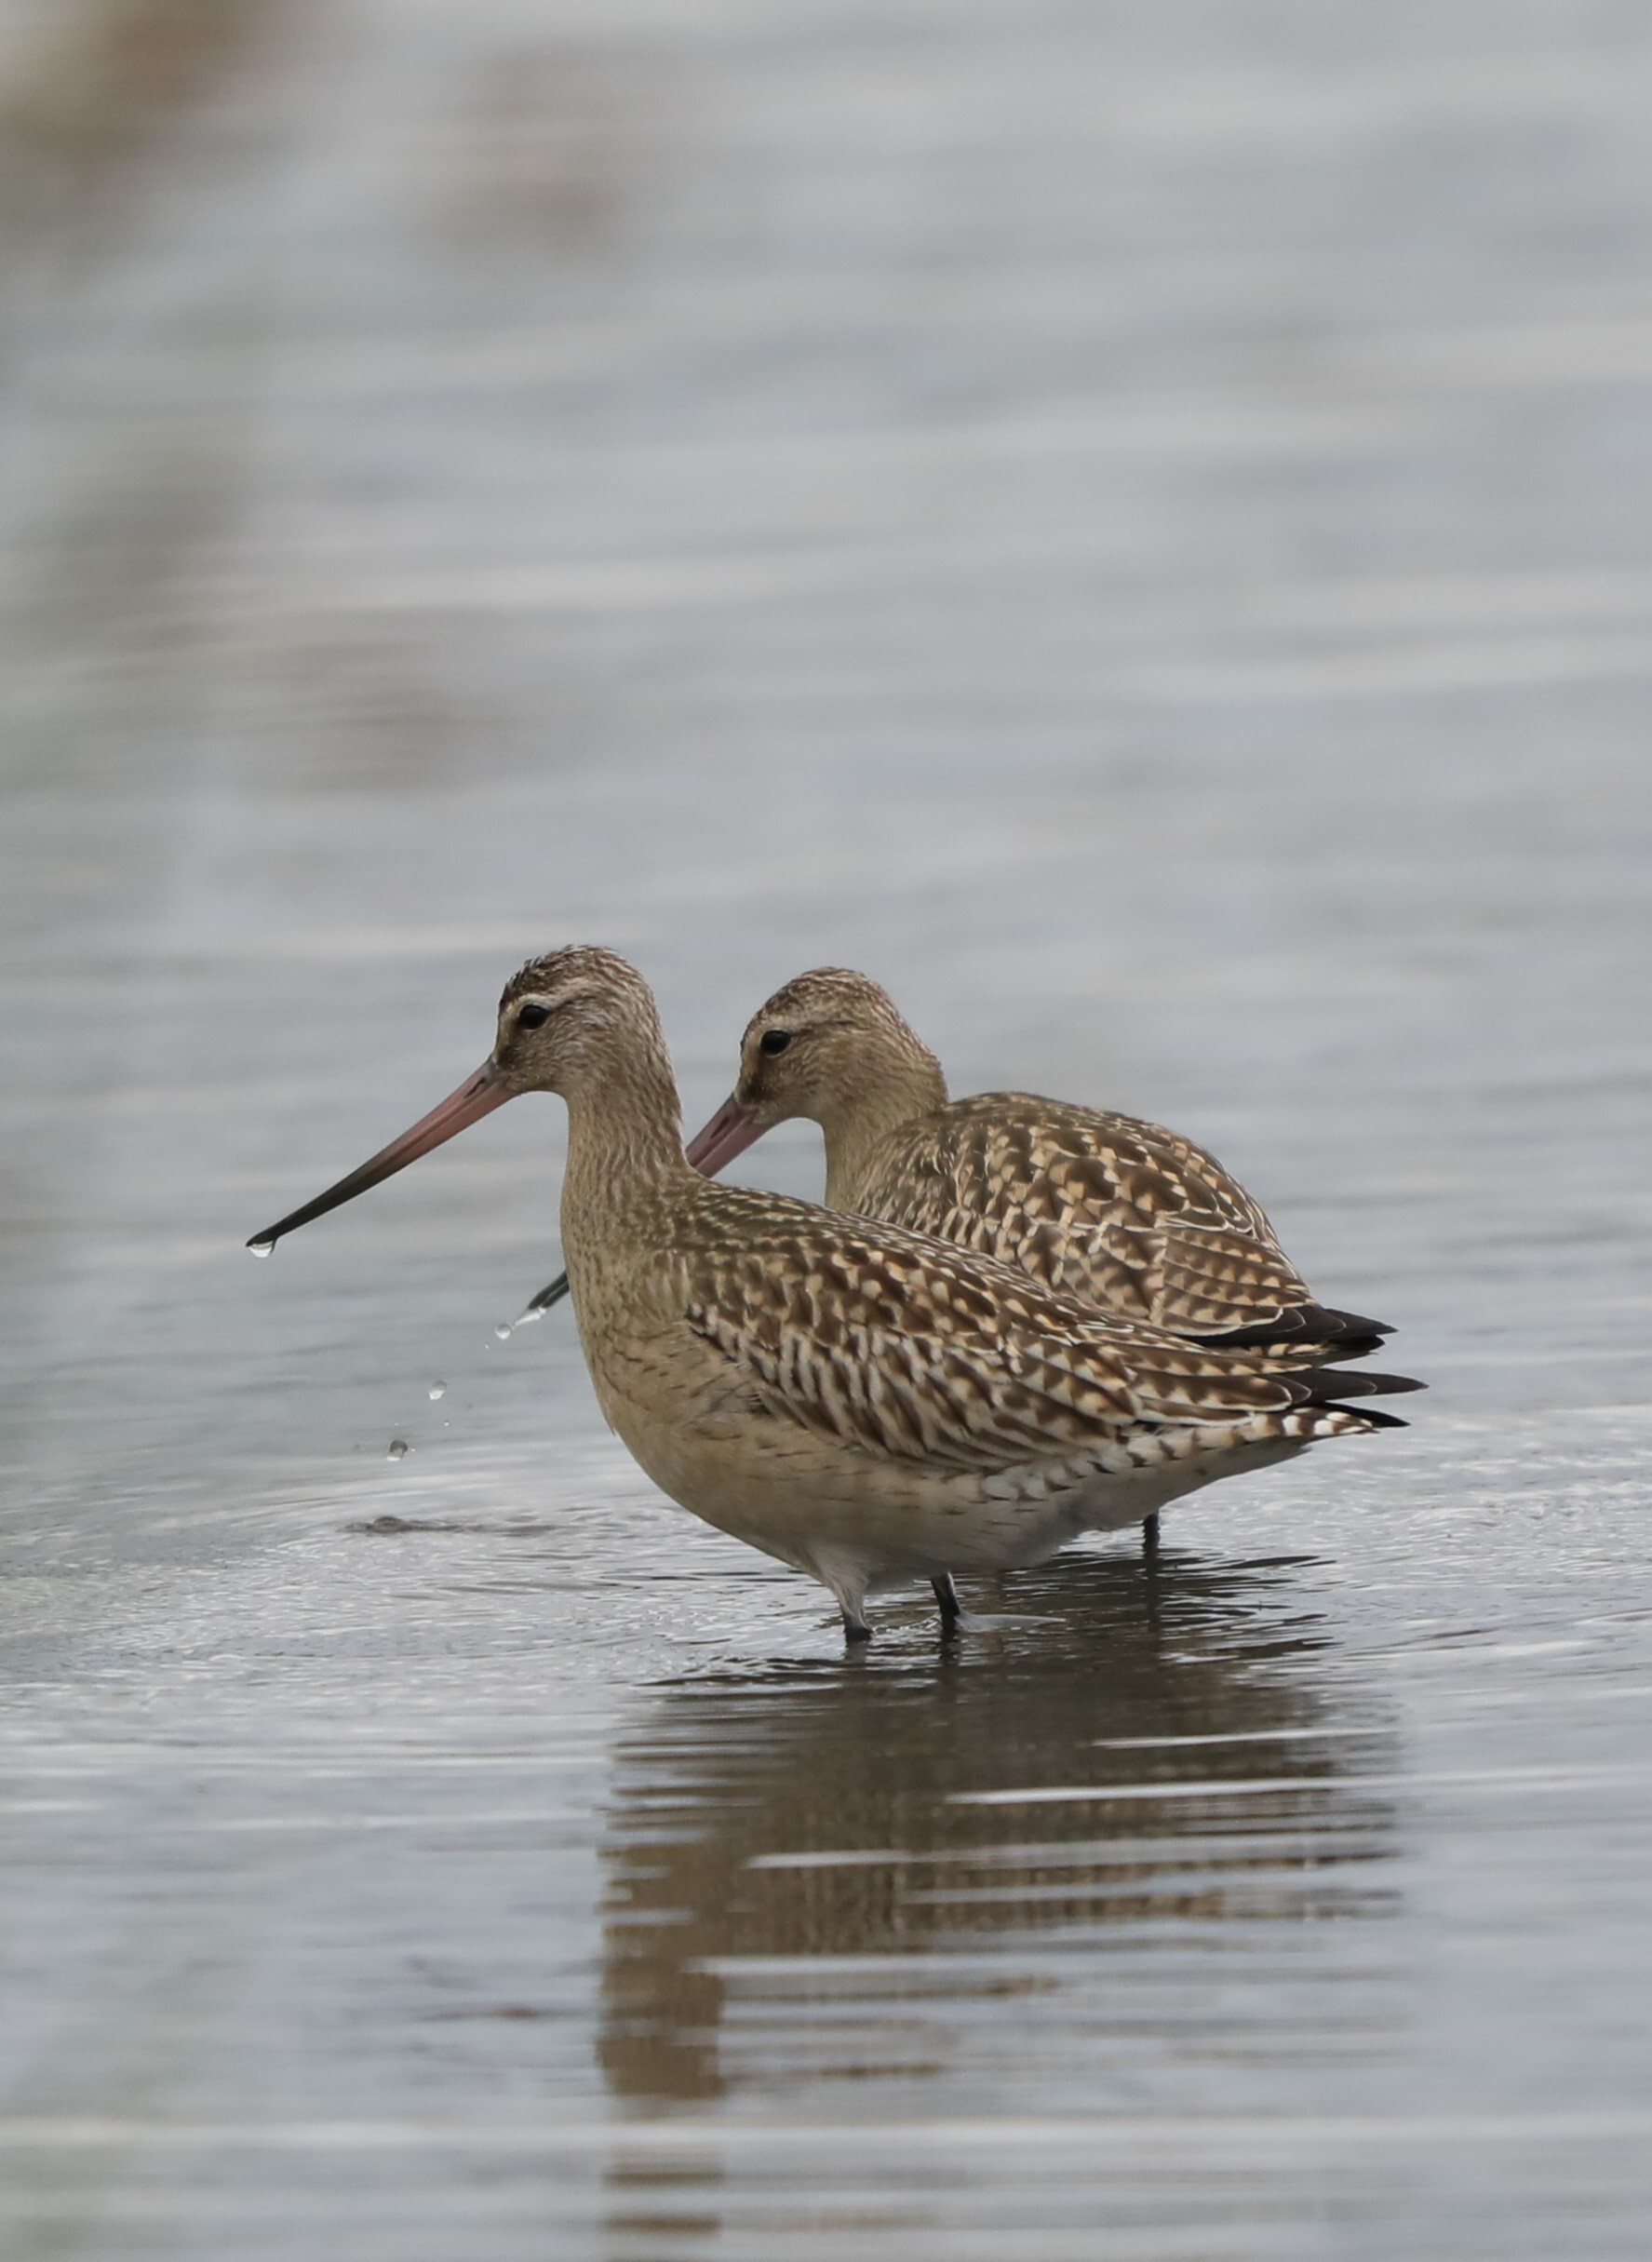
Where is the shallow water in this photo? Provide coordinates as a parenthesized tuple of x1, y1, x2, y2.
(3, 1, 1652, 2255)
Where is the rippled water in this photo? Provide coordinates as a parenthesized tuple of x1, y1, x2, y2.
(3, 1, 1652, 2256)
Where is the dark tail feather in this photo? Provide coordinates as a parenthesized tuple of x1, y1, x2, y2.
(1296, 1361, 1420, 1431)
(1210, 1302, 1393, 1360)
(1323, 1403, 1411, 1430)
(1301, 1367, 1425, 1402)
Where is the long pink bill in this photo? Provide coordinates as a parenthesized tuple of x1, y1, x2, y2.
(248, 1063, 512, 1252)
(682, 1091, 767, 1177)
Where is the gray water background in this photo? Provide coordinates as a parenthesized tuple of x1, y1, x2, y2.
(3, 1, 1652, 2255)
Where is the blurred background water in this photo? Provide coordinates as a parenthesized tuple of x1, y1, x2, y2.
(2, 1, 1652, 2256)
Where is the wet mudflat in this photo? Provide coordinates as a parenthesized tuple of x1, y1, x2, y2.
(3, 0, 1652, 2255)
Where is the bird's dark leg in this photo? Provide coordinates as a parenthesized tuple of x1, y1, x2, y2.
(1142, 1512, 1161, 1559)
(932, 1573, 962, 1636)
(828, 1572, 872, 1645)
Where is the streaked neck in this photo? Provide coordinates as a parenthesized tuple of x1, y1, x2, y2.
(820, 1053, 947, 1209)
(559, 1041, 691, 1267)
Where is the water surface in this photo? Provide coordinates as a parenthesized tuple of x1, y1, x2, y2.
(2, 1, 1651, 2255)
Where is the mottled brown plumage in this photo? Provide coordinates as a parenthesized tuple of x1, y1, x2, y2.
(848, 1090, 1358, 1346)
(251, 949, 1419, 1640)
(525, 967, 1390, 1362)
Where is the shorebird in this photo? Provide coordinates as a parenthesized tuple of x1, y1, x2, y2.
(250, 949, 1420, 1642)
(517, 968, 1402, 1555)
(523, 966, 1389, 1363)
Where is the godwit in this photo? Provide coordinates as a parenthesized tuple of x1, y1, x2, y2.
(518, 968, 1402, 1553)
(250, 949, 1420, 1641)
(524, 966, 1390, 1362)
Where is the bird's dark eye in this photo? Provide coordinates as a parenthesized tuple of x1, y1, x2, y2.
(517, 1003, 550, 1030)
(759, 1029, 792, 1056)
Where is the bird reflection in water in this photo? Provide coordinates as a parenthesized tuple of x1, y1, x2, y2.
(598, 1548, 1400, 2122)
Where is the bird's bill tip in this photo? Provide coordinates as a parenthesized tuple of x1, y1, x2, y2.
(246, 1061, 512, 1251)
(683, 1092, 765, 1177)
(515, 1271, 571, 1323)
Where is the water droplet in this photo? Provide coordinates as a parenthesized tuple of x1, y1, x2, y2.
(249, 1240, 274, 1259)
(386, 1438, 410, 1461)
(428, 1381, 446, 1401)
(494, 1324, 513, 1340)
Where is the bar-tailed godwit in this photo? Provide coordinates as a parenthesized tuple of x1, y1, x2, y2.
(251, 949, 1419, 1640)
(525, 966, 1390, 1364)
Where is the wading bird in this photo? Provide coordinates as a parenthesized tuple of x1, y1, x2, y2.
(519, 965, 1402, 1548)
(250, 949, 1419, 1642)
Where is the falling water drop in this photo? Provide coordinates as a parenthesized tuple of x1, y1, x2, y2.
(386, 1438, 411, 1461)
(494, 1324, 513, 1341)
(428, 1381, 446, 1401)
